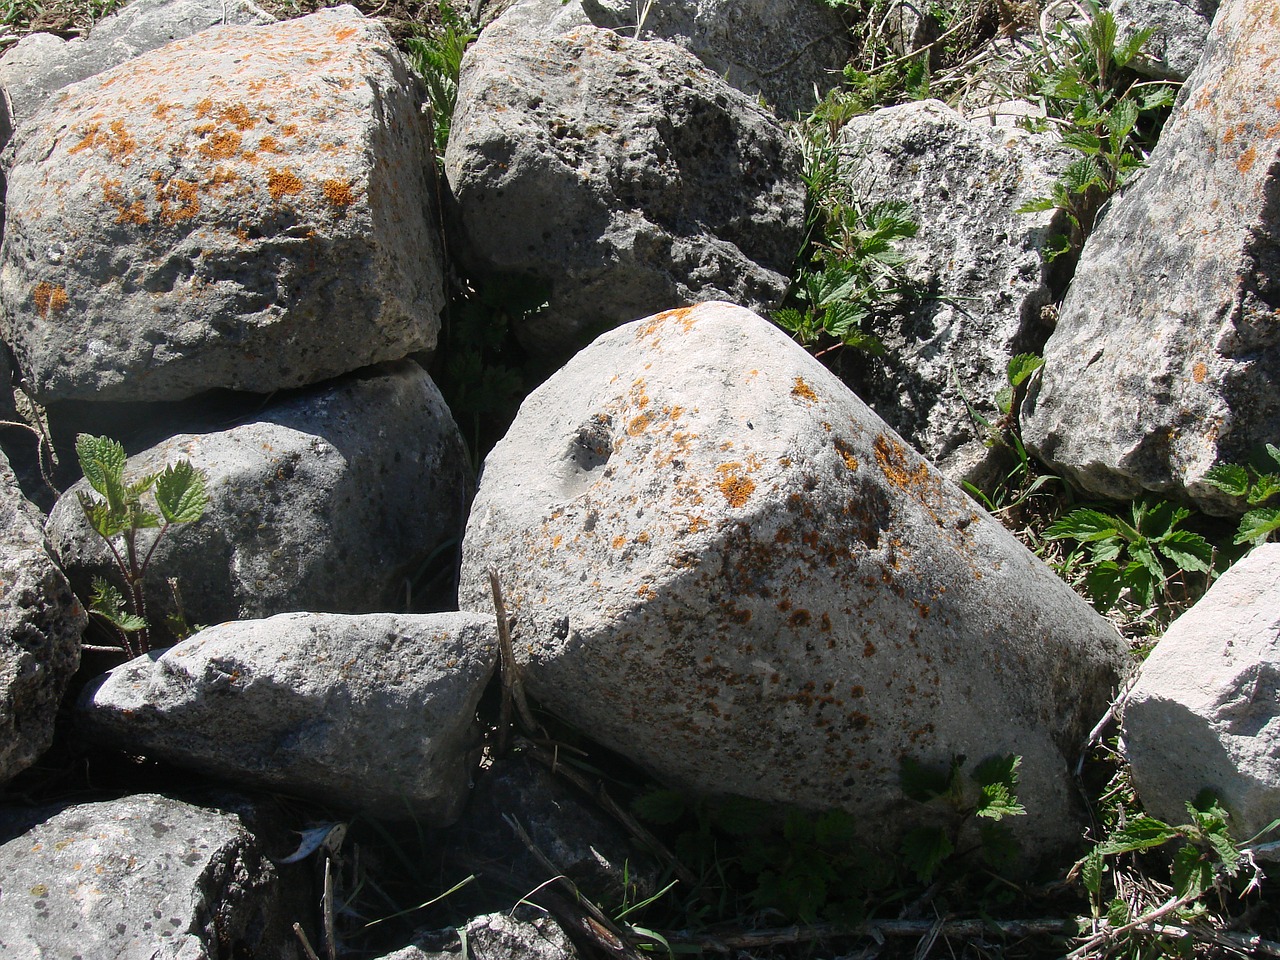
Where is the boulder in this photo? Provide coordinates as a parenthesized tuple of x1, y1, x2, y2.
(477, 0, 849, 119)
(459, 302, 1127, 861)
(45, 361, 470, 642)
(835, 99, 1069, 482)
(1021, 0, 1280, 514)
(0, 793, 294, 958)
(0, 450, 83, 785)
(1109, 0, 1218, 81)
(78, 612, 497, 822)
(1, 5, 445, 403)
(1123, 543, 1280, 841)
(445, 25, 803, 359)
(0, 0, 275, 149)
(382, 912, 579, 960)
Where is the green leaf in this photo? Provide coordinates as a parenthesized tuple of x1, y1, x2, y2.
(712, 796, 770, 836)
(1106, 896, 1130, 928)
(1123, 560, 1157, 608)
(1080, 846, 1105, 898)
(1006, 354, 1044, 389)
(1084, 561, 1123, 612)
(901, 826, 953, 882)
(972, 753, 1020, 789)
(632, 789, 687, 825)
(1045, 508, 1122, 543)
(900, 755, 956, 803)
(76, 433, 127, 502)
(1115, 25, 1155, 68)
(976, 781, 1026, 820)
(1203, 463, 1250, 498)
(155, 460, 209, 525)
(1155, 530, 1214, 573)
(1235, 508, 1280, 545)
(1098, 815, 1179, 855)
(1061, 129, 1103, 155)
(1171, 844, 1212, 901)
(1248, 473, 1280, 505)
(978, 821, 1020, 870)
(1104, 97, 1139, 147)
(78, 492, 126, 539)
(1129, 541, 1165, 581)
(89, 578, 146, 632)
(814, 809, 857, 848)
(1015, 196, 1058, 214)
(1264, 443, 1280, 472)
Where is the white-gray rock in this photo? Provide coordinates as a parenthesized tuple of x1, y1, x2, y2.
(1109, 0, 1218, 81)
(0, 0, 275, 148)
(460, 301, 1127, 862)
(1124, 543, 1280, 841)
(836, 99, 1069, 482)
(45, 361, 469, 644)
(1022, 0, 1280, 514)
(78, 612, 497, 822)
(382, 912, 578, 960)
(0, 793, 293, 959)
(1, 6, 444, 403)
(0, 449, 84, 784)
(445, 25, 803, 359)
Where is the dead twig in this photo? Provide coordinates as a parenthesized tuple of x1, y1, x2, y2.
(489, 567, 539, 753)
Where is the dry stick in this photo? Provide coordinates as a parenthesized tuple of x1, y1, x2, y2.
(322, 855, 338, 960)
(489, 568, 538, 753)
(1066, 891, 1199, 959)
(293, 923, 322, 960)
(665, 917, 1076, 952)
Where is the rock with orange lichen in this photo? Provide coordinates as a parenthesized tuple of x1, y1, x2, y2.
(458, 301, 1127, 863)
(444, 24, 802, 360)
(0, 5, 444, 403)
(1022, 0, 1280, 515)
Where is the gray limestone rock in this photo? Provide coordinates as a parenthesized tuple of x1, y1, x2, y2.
(45, 361, 469, 643)
(459, 301, 1127, 862)
(445, 24, 803, 359)
(1123, 543, 1280, 842)
(0, 450, 83, 785)
(1, 6, 444, 403)
(381, 912, 579, 960)
(0, 793, 294, 959)
(78, 612, 497, 822)
(0, 0, 275, 149)
(1108, 0, 1218, 81)
(1022, 0, 1280, 514)
(836, 99, 1070, 483)
(478, 0, 849, 119)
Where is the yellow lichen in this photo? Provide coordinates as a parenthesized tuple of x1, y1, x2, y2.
(32, 281, 70, 319)
(1238, 145, 1257, 174)
(267, 168, 305, 200)
(198, 130, 242, 160)
(321, 178, 355, 207)
(158, 179, 200, 225)
(791, 376, 818, 403)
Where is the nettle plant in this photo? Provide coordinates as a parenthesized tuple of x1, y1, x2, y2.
(1204, 443, 1280, 547)
(75, 433, 208, 657)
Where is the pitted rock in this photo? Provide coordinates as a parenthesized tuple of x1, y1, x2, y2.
(1110, 0, 1218, 81)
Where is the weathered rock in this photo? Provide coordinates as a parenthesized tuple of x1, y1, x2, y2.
(78, 612, 497, 822)
(1, 6, 444, 403)
(1123, 543, 1280, 841)
(45, 361, 469, 640)
(1022, 0, 1280, 514)
(478, 0, 849, 119)
(0, 0, 275, 149)
(460, 302, 1126, 861)
(445, 25, 803, 359)
(0, 450, 83, 785)
(1109, 0, 1218, 81)
(835, 99, 1069, 482)
(382, 912, 579, 960)
(0, 793, 294, 958)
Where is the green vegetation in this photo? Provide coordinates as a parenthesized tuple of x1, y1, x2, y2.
(1204, 444, 1280, 546)
(404, 0, 476, 164)
(75, 433, 208, 657)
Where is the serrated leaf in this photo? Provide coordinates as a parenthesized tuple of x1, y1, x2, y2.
(1016, 196, 1058, 214)
(1171, 844, 1211, 901)
(1006, 354, 1044, 389)
(1106, 896, 1129, 928)
(1124, 560, 1156, 608)
(1116, 25, 1155, 68)
(76, 433, 127, 502)
(79, 493, 126, 539)
(1203, 463, 1250, 497)
(1080, 846, 1105, 898)
(901, 826, 953, 883)
(1248, 473, 1280, 505)
(1155, 529, 1214, 573)
(1129, 541, 1165, 581)
(976, 781, 1026, 820)
(1104, 98, 1139, 147)
(1045, 509, 1122, 543)
(712, 795, 770, 836)
(632, 788, 687, 825)
(1235, 508, 1280, 546)
(1061, 130, 1103, 155)
(155, 460, 209, 525)
(900, 755, 954, 803)
(1084, 561, 1123, 612)
(89, 578, 146, 632)
(1098, 816, 1179, 855)
(979, 821, 1020, 869)
(972, 754, 1020, 789)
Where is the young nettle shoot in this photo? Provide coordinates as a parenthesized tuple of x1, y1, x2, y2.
(75, 433, 209, 657)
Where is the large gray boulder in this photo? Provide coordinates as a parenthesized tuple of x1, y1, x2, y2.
(836, 99, 1069, 482)
(1108, 0, 1218, 81)
(1022, 0, 1280, 514)
(0, 0, 275, 149)
(445, 24, 803, 359)
(79, 612, 497, 822)
(0, 450, 83, 785)
(460, 302, 1127, 861)
(45, 361, 469, 642)
(1, 6, 444, 403)
(0, 793, 294, 959)
(477, 0, 849, 119)
(1123, 543, 1280, 841)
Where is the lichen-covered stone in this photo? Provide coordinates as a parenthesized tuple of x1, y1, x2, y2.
(445, 25, 802, 359)
(1124, 543, 1280, 841)
(1, 5, 444, 403)
(45, 361, 468, 641)
(1022, 0, 1280, 513)
(79, 612, 497, 821)
(0, 793, 292, 959)
(459, 301, 1126, 861)
(0, 449, 83, 785)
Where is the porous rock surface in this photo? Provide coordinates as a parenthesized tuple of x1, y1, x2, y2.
(1123, 543, 1280, 840)
(460, 301, 1127, 859)
(1, 5, 444, 403)
(836, 99, 1069, 482)
(0, 450, 84, 784)
(1110, 0, 1218, 81)
(78, 612, 496, 822)
(381, 912, 579, 960)
(0, 793, 293, 959)
(45, 361, 469, 640)
(1022, 0, 1280, 513)
(445, 24, 803, 358)
(477, 0, 849, 119)
(0, 0, 274, 147)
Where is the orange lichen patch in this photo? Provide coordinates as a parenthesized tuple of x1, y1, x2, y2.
(863, 640, 876, 657)
(219, 102, 256, 130)
(68, 120, 137, 162)
(1238, 145, 1258, 173)
(1224, 124, 1239, 144)
(208, 167, 239, 188)
(267, 168, 305, 200)
(102, 179, 150, 225)
(153, 102, 176, 120)
(32, 281, 70, 319)
(321, 179, 355, 208)
(157, 179, 200, 225)
(627, 413, 652, 436)
(258, 136, 286, 154)
(687, 516, 708, 534)
(1192, 361, 1208, 383)
(612, 535, 627, 549)
(791, 376, 818, 403)
(875, 435, 932, 494)
(634, 305, 699, 341)
(198, 129, 242, 160)
(334, 26, 358, 41)
(833, 437, 858, 471)
(280, 123, 300, 138)
(716, 462, 756, 508)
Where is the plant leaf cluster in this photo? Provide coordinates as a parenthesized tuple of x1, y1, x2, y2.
(1204, 443, 1280, 546)
(404, 0, 476, 165)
